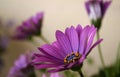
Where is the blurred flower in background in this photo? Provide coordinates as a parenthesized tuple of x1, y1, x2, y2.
(0, 35, 8, 54)
(85, 0, 111, 29)
(0, 58, 4, 72)
(13, 12, 44, 40)
(32, 25, 103, 72)
(42, 73, 63, 77)
(0, 19, 13, 72)
(7, 53, 36, 77)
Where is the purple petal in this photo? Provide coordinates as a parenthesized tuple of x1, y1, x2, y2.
(34, 63, 63, 69)
(78, 55, 86, 64)
(48, 67, 66, 73)
(76, 24, 82, 37)
(56, 30, 72, 54)
(66, 61, 78, 69)
(40, 44, 64, 60)
(79, 26, 90, 54)
(38, 48, 63, 64)
(86, 39, 103, 56)
(14, 55, 28, 68)
(32, 54, 63, 64)
(102, 1, 112, 16)
(85, 26, 97, 54)
(52, 41, 66, 57)
(65, 26, 79, 52)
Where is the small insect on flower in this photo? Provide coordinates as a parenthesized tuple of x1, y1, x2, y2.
(32, 25, 103, 72)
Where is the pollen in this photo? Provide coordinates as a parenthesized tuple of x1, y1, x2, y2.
(64, 52, 81, 64)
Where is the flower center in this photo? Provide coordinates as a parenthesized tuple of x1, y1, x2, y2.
(64, 52, 81, 64)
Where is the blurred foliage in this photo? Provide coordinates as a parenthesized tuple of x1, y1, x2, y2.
(92, 43, 120, 77)
(64, 70, 77, 77)
(91, 60, 120, 77)
(86, 56, 94, 65)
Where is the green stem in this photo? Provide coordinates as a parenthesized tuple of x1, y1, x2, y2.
(40, 35, 49, 43)
(78, 70, 84, 77)
(96, 31, 105, 68)
(116, 42, 120, 73)
(96, 31, 108, 77)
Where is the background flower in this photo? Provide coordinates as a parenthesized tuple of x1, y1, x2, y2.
(7, 53, 35, 77)
(13, 12, 44, 40)
(85, 0, 111, 29)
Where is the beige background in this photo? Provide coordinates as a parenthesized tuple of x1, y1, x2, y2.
(0, 0, 120, 77)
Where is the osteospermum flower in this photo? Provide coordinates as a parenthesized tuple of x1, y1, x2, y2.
(13, 12, 43, 40)
(42, 73, 63, 77)
(7, 53, 35, 77)
(85, 0, 111, 29)
(32, 25, 103, 72)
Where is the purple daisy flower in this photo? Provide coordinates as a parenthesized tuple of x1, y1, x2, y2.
(7, 53, 35, 77)
(32, 25, 103, 72)
(42, 73, 63, 77)
(85, 0, 111, 21)
(13, 12, 44, 40)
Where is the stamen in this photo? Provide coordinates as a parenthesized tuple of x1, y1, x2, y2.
(64, 52, 81, 64)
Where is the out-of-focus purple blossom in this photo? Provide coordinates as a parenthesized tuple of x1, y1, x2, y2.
(85, 0, 111, 20)
(0, 58, 4, 72)
(7, 53, 35, 77)
(13, 12, 44, 40)
(0, 35, 9, 53)
(42, 73, 63, 77)
(85, 0, 111, 29)
(32, 25, 103, 72)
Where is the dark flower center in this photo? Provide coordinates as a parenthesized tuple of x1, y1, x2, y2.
(64, 52, 81, 64)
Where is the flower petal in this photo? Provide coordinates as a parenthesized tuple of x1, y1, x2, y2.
(79, 26, 90, 54)
(48, 67, 66, 73)
(65, 26, 79, 52)
(34, 63, 63, 69)
(39, 48, 63, 63)
(38, 47, 63, 63)
(56, 30, 72, 54)
(32, 53, 63, 65)
(86, 39, 103, 56)
(52, 41, 66, 57)
(102, 1, 112, 16)
(76, 24, 82, 37)
(85, 26, 97, 53)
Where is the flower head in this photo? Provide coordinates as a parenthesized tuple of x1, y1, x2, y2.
(42, 73, 63, 77)
(7, 53, 35, 77)
(13, 12, 44, 40)
(85, 0, 111, 20)
(32, 25, 103, 72)
(85, 0, 111, 29)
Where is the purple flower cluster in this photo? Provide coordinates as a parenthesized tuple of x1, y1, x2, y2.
(32, 25, 103, 72)
(13, 12, 44, 40)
